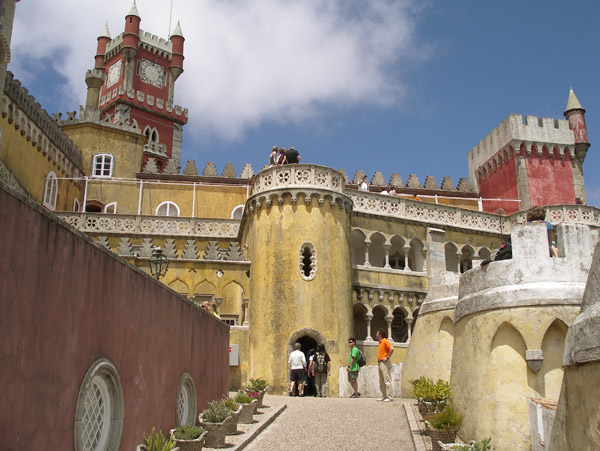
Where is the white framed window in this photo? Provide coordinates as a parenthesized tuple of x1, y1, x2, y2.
(176, 373, 197, 427)
(74, 358, 124, 451)
(43, 171, 58, 210)
(104, 202, 117, 214)
(92, 154, 114, 178)
(299, 242, 317, 281)
(231, 204, 245, 219)
(156, 201, 180, 217)
(73, 198, 81, 212)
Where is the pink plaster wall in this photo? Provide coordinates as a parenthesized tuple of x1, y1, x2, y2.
(526, 151, 576, 207)
(479, 158, 520, 214)
(0, 186, 229, 450)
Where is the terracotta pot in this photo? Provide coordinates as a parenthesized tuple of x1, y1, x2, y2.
(170, 429, 207, 451)
(224, 405, 242, 435)
(198, 418, 230, 449)
(238, 399, 257, 424)
(425, 422, 458, 451)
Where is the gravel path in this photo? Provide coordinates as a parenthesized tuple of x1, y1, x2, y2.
(244, 395, 416, 451)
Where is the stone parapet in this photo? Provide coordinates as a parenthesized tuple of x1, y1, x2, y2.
(252, 164, 346, 195)
(348, 191, 508, 235)
(56, 212, 240, 239)
(455, 223, 592, 322)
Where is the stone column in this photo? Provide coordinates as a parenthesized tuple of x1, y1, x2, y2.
(242, 298, 249, 326)
(215, 297, 223, 316)
(364, 240, 371, 266)
(405, 317, 413, 342)
(386, 313, 394, 341)
(403, 246, 411, 271)
(383, 243, 391, 269)
(365, 313, 374, 341)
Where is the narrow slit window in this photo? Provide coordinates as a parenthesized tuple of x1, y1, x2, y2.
(298, 242, 317, 280)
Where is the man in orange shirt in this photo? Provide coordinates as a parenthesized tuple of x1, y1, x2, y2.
(376, 328, 394, 402)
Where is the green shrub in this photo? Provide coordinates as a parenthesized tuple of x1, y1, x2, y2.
(234, 393, 253, 404)
(201, 400, 231, 423)
(248, 377, 268, 391)
(221, 397, 239, 411)
(143, 427, 176, 451)
(427, 405, 463, 432)
(172, 425, 206, 441)
(451, 438, 493, 450)
(410, 377, 452, 410)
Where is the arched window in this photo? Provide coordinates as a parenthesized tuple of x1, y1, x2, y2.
(156, 201, 180, 217)
(298, 242, 317, 280)
(231, 204, 244, 219)
(104, 202, 117, 214)
(43, 172, 58, 210)
(445, 243, 459, 272)
(350, 229, 366, 266)
(92, 154, 114, 178)
(460, 246, 474, 273)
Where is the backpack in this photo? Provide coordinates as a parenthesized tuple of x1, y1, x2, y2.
(315, 352, 327, 373)
(357, 348, 366, 367)
(494, 242, 512, 261)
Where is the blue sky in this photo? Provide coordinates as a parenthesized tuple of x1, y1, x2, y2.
(9, 0, 600, 206)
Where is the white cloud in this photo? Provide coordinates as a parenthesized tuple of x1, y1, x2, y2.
(10, 0, 423, 142)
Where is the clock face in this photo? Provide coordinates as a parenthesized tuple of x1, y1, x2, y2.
(106, 60, 122, 88)
(139, 59, 165, 88)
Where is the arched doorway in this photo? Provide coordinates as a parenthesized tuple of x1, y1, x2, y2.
(297, 336, 318, 396)
(287, 328, 325, 397)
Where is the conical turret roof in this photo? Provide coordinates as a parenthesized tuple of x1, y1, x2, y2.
(127, 0, 140, 18)
(566, 87, 583, 111)
(100, 21, 111, 39)
(171, 21, 184, 38)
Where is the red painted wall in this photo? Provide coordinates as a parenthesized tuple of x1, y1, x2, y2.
(479, 158, 520, 214)
(526, 152, 575, 206)
(0, 186, 229, 450)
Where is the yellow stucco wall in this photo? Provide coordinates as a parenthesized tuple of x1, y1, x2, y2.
(229, 327, 250, 391)
(245, 192, 353, 396)
(400, 309, 455, 397)
(451, 307, 577, 450)
(1, 111, 81, 210)
(550, 361, 600, 450)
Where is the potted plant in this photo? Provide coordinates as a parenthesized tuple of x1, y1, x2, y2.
(221, 397, 242, 435)
(246, 390, 260, 413)
(425, 405, 464, 451)
(198, 400, 232, 449)
(248, 377, 269, 408)
(170, 425, 207, 451)
(138, 427, 178, 451)
(411, 376, 452, 416)
(234, 392, 257, 424)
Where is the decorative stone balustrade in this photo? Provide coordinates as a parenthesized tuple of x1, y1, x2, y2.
(348, 191, 509, 234)
(56, 212, 240, 238)
(509, 204, 600, 228)
(252, 164, 346, 195)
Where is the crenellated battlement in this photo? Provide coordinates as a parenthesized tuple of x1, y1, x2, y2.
(139, 29, 172, 54)
(468, 114, 576, 187)
(99, 84, 188, 121)
(3, 72, 84, 172)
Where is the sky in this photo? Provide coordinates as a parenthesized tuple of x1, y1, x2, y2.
(9, 0, 600, 206)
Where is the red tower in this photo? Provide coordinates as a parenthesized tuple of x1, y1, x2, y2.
(95, 1, 188, 172)
(468, 88, 590, 213)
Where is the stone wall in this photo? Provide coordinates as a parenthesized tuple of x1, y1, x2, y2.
(0, 183, 230, 451)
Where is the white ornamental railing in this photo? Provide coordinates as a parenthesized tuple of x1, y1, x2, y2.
(252, 164, 345, 195)
(348, 192, 509, 234)
(56, 212, 240, 238)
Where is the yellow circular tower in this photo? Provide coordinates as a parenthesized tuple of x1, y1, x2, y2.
(242, 165, 353, 395)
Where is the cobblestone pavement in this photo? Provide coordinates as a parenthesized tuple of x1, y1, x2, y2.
(243, 394, 417, 451)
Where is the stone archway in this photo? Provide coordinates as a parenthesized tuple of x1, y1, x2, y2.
(287, 328, 326, 396)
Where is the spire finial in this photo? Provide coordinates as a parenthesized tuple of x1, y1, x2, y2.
(566, 86, 583, 112)
(128, 0, 140, 18)
(171, 21, 184, 38)
(100, 21, 111, 39)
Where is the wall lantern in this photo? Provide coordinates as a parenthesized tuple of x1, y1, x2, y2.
(149, 247, 169, 280)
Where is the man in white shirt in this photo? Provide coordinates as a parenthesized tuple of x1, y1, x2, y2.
(288, 342, 307, 396)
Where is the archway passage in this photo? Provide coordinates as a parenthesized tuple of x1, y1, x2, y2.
(296, 335, 318, 396)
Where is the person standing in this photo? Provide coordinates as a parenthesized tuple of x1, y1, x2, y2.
(288, 342, 306, 396)
(347, 338, 361, 398)
(358, 174, 369, 191)
(269, 146, 278, 167)
(376, 328, 394, 402)
(285, 146, 301, 164)
(312, 343, 331, 397)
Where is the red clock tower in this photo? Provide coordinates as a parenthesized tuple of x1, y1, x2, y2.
(94, 1, 188, 172)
